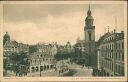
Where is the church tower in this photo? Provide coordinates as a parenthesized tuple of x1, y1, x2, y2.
(84, 4, 96, 67)
(84, 4, 95, 42)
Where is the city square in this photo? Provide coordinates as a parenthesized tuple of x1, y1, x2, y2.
(3, 3, 125, 77)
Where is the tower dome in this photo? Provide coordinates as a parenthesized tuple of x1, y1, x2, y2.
(85, 4, 94, 27)
(3, 32, 10, 45)
(86, 4, 93, 20)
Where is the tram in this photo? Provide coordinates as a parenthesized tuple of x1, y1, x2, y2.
(59, 67, 70, 76)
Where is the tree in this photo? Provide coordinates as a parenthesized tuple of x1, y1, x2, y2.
(10, 52, 20, 63)
(54, 51, 74, 61)
(9, 51, 29, 73)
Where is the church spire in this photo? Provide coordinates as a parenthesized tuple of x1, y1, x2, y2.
(89, 4, 90, 10)
(87, 4, 92, 16)
(85, 4, 94, 27)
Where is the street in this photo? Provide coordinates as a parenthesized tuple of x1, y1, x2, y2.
(4, 63, 93, 77)
(67, 63, 93, 77)
(28, 70, 59, 77)
(72, 68, 92, 76)
(25, 63, 93, 77)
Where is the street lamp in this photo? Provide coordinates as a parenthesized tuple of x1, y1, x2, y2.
(39, 59, 41, 77)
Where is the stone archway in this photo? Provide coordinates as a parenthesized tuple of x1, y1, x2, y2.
(47, 65, 49, 70)
(44, 65, 46, 70)
(36, 66, 39, 72)
(31, 67, 35, 72)
(40, 66, 43, 71)
(107, 72, 109, 76)
(51, 65, 54, 69)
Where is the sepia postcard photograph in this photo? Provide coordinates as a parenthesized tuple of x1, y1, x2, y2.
(0, 1, 127, 82)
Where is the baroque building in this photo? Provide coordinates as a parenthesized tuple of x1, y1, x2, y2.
(57, 41, 74, 55)
(3, 32, 29, 75)
(28, 43, 57, 75)
(84, 5, 97, 67)
(3, 32, 29, 57)
(97, 30, 124, 76)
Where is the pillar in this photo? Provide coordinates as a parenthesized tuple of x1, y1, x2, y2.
(29, 66, 32, 76)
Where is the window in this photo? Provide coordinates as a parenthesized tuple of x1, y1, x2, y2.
(109, 52, 111, 58)
(112, 37, 114, 40)
(112, 44, 113, 49)
(88, 31, 91, 41)
(118, 65, 120, 74)
(109, 53, 111, 58)
(112, 52, 113, 58)
(118, 53, 120, 60)
(119, 43, 120, 49)
(107, 61, 109, 68)
(110, 62, 111, 69)
(35, 60, 36, 64)
(108, 62, 110, 69)
(121, 67, 124, 75)
(122, 42, 124, 49)
(115, 43, 117, 49)
(122, 53, 124, 61)
(112, 63, 113, 71)
(115, 53, 117, 60)
(116, 64, 118, 72)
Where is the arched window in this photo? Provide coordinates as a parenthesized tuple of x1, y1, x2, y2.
(122, 42, 124, 49)
(88, 31, 91, 41)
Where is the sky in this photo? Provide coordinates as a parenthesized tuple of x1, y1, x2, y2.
(3, 3, 125, 45)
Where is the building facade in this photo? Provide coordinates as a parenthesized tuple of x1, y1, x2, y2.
(3, 32, 29, 61)
(97, 30, 124, 76)
(57, 41, 74, 54)
(29, 43, 57, 75)
(3, 32, 29, 76)
(3, 32, 29, 56)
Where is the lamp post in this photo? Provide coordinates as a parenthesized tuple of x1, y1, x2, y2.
(39, 59, 41, 77)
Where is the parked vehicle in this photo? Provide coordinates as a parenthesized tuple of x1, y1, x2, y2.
(59, 68, 70, 76)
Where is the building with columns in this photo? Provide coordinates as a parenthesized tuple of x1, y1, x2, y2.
(3, 32, 29, 60)
(3, 32, 29, 56)
(3, 32, 29, 76)
(28, 43, 57, 75)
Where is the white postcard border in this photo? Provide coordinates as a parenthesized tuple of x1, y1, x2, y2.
(0, 1, 127, 81)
